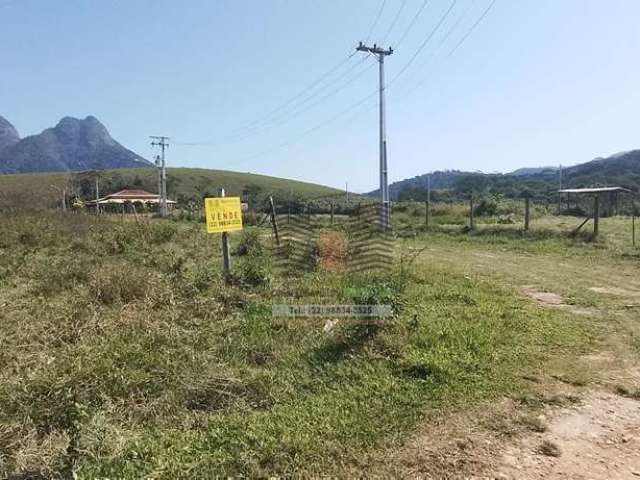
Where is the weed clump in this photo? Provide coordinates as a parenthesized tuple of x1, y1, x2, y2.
(88, 263, 168, 305)
(184, 377, 273, 412)
(537, 440, 561, 457)
(615, 385, 640, 400)
(234, 229, 263, 256)
(231, 252, 272, 288)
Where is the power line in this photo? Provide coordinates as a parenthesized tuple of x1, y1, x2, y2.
(223, 55, 374, 142)
(175, 55, 377, 148)
(225, 58, 377, 145)
(390, 0, 477, 101)
(380, 0, 407, 45)
(390, 0, 497, 109)
(173, 2, 394, 150)
(393, 0, 431, 48)
(203, 52, 360, 142)
(224, 89, 379, 169)
(388, 0, 458, 86)
(448, 0, 497, 56)
(364, 0, 387, 42)
(173, 52, 362, 147)
(439, 0, 477, 47)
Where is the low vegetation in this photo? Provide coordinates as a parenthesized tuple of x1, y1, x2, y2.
(1, 195, 638, 478)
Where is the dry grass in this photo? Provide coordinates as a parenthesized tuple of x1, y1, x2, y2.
(537, 439, 562, 457)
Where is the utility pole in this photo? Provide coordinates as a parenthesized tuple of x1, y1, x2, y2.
(426, 174, 431, 228)
(151, 136, 169, 217)
(95, 176, 100, 215)
(154, 154, 162, 214)
(357, 41, 393, 229)
(558, 164, 563, 215)
(345, 181, 349, 205)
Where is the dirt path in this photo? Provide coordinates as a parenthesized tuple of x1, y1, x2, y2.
(496, 390, 640, 479)
(400, 241, 640, 478)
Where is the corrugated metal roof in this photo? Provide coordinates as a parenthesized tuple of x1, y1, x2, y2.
(558, 187, 634, 194)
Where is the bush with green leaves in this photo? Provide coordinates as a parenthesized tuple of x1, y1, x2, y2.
(234, 228, 263, 256)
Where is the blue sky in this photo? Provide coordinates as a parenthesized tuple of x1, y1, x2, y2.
(2, 0, 640, 192)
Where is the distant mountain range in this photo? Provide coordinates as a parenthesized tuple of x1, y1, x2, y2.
(0, 116, 20, 153)
(0, 115, 151, 174)
(369, 150, 640, 201)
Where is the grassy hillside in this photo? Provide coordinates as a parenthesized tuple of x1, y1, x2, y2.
(0, 167, 345, 211)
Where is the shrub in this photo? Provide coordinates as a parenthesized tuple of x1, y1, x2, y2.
(473, 198, 498, 217)
(235, 229, 263, 256)
(344, 272, 405, 313)
(232, 252, 271, 288)
(148, 222, 178, 244)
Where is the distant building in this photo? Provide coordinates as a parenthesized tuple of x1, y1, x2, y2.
(86, 188, 176, 212)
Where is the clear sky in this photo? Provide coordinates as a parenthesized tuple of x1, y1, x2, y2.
(2, 0, 640, 192)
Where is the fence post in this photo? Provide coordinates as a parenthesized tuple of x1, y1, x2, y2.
(425, 200, 430, 228)
(524, 197, 530, 232)
(269, 196, 280, 246)
(469, 197, 475, 230)
(330, 202, 334, 225)
(220, 189, 231, 277)
(593, 195, 600, 237)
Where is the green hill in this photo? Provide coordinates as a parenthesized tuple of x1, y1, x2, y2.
(382, 149, 640, 203)
(0, 167, 345, 212)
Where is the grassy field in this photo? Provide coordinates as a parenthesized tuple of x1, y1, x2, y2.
(0, 204, 638, 478)
(0, 167, 346, 212)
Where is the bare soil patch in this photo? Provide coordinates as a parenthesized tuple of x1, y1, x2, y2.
(495, 391, 640, 479)
(318, 231, 347, 273)
(520, 286, 564, 306)
(520, 286, 597, 316)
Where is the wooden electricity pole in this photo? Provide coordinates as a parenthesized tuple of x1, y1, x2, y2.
(269, 196, 280, 246)
(524, 197, 531, 232)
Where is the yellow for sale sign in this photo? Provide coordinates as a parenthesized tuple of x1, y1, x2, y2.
(204, 197, 243, 233)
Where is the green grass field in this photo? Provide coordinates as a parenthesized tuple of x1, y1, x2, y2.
(0, 202, 638, 478)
